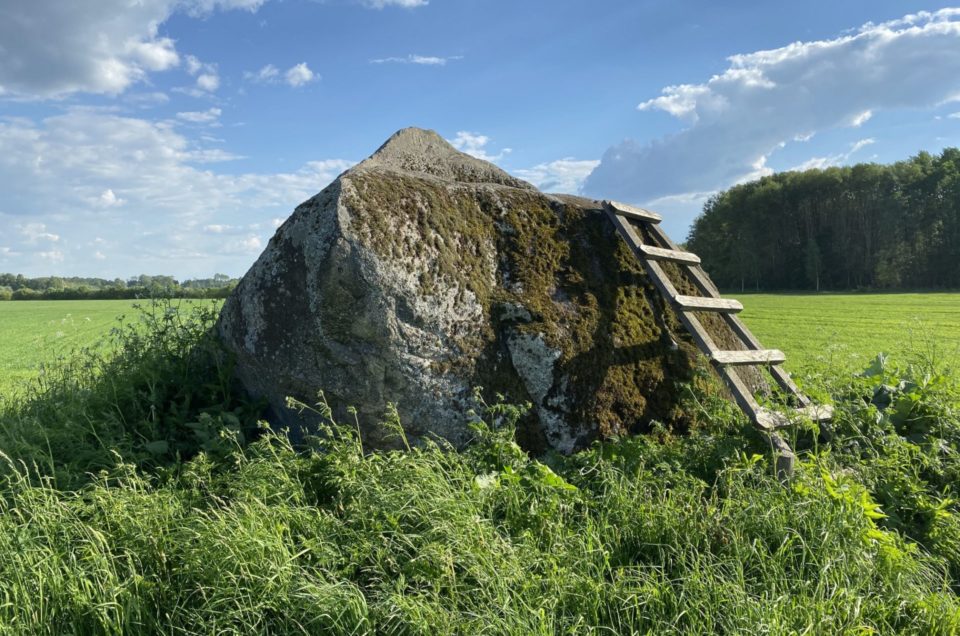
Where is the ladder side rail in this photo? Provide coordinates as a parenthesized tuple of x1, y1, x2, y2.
(608, 211, 764, 423)
(719, 366, 765, 423)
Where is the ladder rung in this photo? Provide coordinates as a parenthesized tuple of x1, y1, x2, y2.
(674, 295, 742, 313)
(711, 349, 786, 366)
(637, 244, 701, 265)
(756, 404, 835, 430)
(605, 200, 662, 223)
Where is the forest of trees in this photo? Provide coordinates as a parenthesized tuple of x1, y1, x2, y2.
(0, 273, 238, 301)
(687, 148, 960, 291)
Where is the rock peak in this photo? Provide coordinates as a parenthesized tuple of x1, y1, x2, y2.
(354, 127, 535, 190)
(373, 127, 450, 155)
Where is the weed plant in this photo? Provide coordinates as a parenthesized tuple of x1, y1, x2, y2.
(0, 301, 958, 634)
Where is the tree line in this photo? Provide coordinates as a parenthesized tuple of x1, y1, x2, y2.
(0, 273, 238, 301)
(686, 148, 960, 291)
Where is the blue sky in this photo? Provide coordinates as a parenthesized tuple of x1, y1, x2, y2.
(2, 1, 959, 279)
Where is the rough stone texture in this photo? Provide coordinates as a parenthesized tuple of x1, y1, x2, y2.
(218, 127, 755, 452)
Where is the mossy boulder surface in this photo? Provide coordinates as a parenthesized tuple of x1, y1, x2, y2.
(218, 128, 729, 452)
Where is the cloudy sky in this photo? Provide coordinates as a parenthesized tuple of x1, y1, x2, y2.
(2, 1, 959, 278)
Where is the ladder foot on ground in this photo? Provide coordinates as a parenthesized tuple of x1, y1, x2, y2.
(601, 199, 833, 480)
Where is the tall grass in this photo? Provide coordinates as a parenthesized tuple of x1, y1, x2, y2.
(0, 301, 958, 634)
(0, 300, 262, 489)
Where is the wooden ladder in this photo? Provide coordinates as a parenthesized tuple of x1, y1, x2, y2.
(603, 200, 833, 477)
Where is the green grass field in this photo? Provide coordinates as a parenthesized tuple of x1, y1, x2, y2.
(737, 292, 960, 374)
(1, 296, 960, 632)
(1, 296, 960, 633)
(0, 299, 218, 400)
(2, 294, 958, 399)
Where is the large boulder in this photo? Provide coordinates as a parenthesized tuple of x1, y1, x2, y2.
(217, 128, 748, 452)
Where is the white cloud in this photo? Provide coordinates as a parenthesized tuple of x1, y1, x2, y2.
(862, 8, 960, 30)
(850, 110, 873, 127)
(0, 111, 353, 276)
(948, 112, 960, 119)
(178, 54, 221, 93)
(219, 234, 264, 254)
(93, 251, 107, 261)
(245, 63, 317, 87)
(19, 223, 60, 243)
(244, 64, 280, 83)
(370, 54, 461, 66)
(849, 137, 876, 154)
(128, 38, 180, 72)
(646, 191, 716, 207)
(638, 84, 713, 121)
(0, 1, 260, 98)
(791, 157, 835, 172)
(196, 73, 220, 92)
(177, 108, 223, 124)
(125, 92, 170, 107)
(284, 63, 317, 87)
(585, 9, 960, 203)
(185, 55, 205, 76)
(790, 138, 876, 172)
(514, 158, 600, 194)
(97, 189, 126, 207)
(361, 0, 428, 8)
(38, 250, 65, 263)
(449, 131, 512, 162)
(188, 0, 268, 15)
(188, 148, 244, 163)
(240, 236, 262, 251)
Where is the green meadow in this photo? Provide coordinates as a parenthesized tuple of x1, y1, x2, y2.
(3, 293, 959, 397)
(738, 292, 960, 373)
(0, 299, 219, 400)
(0, 295, 959, 633)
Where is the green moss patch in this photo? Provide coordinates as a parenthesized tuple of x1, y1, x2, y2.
(344, 170, 711, 449)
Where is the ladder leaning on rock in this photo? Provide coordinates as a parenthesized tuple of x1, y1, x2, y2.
(601, 200, 833, 479)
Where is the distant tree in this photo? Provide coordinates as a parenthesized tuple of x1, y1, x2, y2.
(12, 287, 39, 300)
(687, 147, 960, 291)
(804, 238, 821, 292)
(0, 273, 237, 301)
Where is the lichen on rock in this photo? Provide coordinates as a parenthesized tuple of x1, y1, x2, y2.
(217, 127, 748, 452)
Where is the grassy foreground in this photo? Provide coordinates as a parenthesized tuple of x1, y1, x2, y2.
(0, 300, 959, 633)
